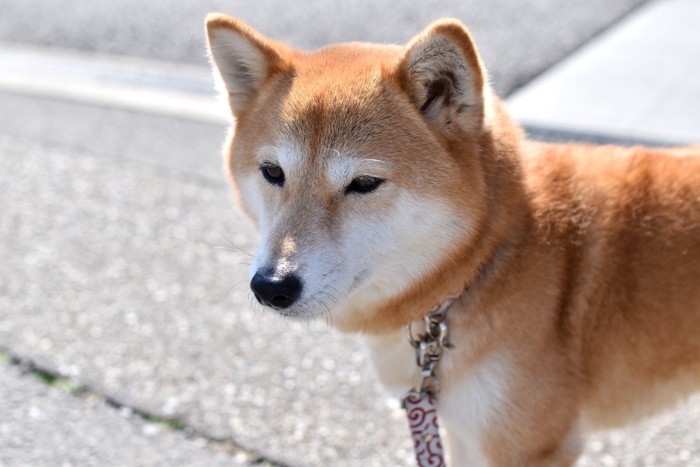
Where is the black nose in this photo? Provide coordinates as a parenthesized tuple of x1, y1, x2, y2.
(250, 269, 303, 309)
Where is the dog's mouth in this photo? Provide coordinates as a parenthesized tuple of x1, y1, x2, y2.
(254, 287, 342, 321)
(273, 308, 301, 318)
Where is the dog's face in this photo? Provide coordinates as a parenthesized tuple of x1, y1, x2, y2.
(207, 16, 491, 332)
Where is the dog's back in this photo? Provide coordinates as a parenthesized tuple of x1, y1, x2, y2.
(523, 141, 700, 429)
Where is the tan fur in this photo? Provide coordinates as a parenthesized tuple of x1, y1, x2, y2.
(206, 14, 700, 466)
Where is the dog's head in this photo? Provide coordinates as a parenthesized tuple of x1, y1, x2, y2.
(206, 16, 496, 333)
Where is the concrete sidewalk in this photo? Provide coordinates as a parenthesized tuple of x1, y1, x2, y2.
(509, 0, 700, 146)
(1, 0, 699, 465)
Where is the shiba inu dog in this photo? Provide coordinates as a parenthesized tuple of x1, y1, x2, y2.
(205, 14, 700, 466)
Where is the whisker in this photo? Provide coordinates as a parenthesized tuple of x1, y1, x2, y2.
(314, 290, 338, 332)
(218, 231, 254, 257)
(323, 259, 346, 278)
(248, 292, 266, 318)
(219, 278, 250, 302)
(318, 297, 334, 332)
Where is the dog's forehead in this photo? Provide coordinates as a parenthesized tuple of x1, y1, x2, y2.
(254, 44, 437, 189)
(274, 44, 405, 149)
(279, 85, 383, 149)
(270, 87, 395, 184)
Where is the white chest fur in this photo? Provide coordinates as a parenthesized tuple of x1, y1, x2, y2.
(366, 329, 511, 467)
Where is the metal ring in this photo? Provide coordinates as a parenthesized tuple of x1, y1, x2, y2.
(406, 322, 423, 348)
(418, 369, 440, 395)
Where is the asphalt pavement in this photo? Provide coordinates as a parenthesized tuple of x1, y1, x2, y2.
(1, 0, 699, 465)
(0, 363, 243, 466)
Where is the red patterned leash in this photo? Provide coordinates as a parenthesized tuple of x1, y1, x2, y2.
(401, 297, 457, 467)
(402, 390, 444, 467)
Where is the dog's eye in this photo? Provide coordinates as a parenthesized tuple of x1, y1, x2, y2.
(260, 162, 285, 186)
(345, 176, 384, 195)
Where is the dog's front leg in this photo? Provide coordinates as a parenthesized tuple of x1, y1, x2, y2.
(442, 419, 582, 467)
(442, 424, 488, 466)
(436, 350, 583, 467)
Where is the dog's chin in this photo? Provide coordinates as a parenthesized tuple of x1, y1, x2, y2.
(262, 300, 334, 323)
(271, 306, 307, 319)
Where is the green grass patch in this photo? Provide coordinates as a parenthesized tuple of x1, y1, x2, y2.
(53, 378, 82, 394)
(31, 368, 58, 385)
(143, 414, 186, 431)
(29, 368, 82, 394)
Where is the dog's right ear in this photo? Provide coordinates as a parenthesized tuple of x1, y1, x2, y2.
(205, 14, 292, 117)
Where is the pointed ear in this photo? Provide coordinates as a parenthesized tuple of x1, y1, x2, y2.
(205, 14, 292, 117)
(395, 19, 487, 132)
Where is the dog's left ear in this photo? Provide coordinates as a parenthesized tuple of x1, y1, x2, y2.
(394, 19, 487, 133)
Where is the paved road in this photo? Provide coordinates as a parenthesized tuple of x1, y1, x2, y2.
(0, 0, 648, 96)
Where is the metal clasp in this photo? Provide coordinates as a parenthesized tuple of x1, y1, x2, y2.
(404, 299, 455, 397)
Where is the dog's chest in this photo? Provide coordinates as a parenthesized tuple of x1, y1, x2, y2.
(366, 329, 510, 466)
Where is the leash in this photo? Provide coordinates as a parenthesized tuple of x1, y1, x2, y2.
(401, 297, 457, 467)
